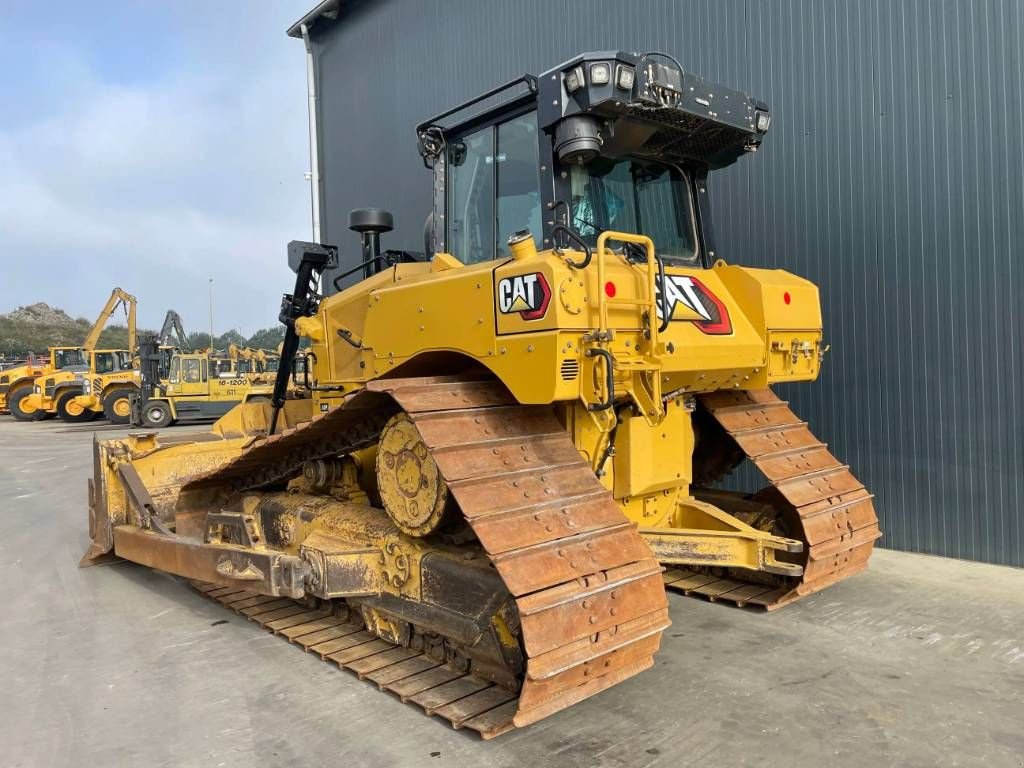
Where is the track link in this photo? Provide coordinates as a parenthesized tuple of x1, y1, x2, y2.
(193, 583, 521, 738)
(183, 375, 670, 734)
(667, 388, 881, 610)
(377, 378, 670, 729)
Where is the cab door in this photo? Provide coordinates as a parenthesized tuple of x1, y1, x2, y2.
(172, 356, 208, 398)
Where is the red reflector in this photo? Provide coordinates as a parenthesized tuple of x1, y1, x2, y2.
(783, 291, 791, 305)
(604, 281, 617, 298)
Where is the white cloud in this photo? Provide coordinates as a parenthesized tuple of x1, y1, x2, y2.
(0, 2, 315, 336)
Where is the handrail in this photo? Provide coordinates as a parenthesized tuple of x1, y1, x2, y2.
(595, 231, 659, 351)
(551, 224, 593, 269)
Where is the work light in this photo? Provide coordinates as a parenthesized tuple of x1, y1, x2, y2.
(589, 62, 610, 85)
(564, 65, 584, 93)
(615, 64, 635, 90)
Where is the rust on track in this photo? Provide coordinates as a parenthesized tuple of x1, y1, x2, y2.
(185, 375, 670, 735)
(670, 388, 881, 610)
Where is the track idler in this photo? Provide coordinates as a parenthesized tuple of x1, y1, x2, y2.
(376, 412, 453, 537)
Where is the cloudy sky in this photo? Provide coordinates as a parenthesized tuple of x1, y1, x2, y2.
(0, 0, 316, 335)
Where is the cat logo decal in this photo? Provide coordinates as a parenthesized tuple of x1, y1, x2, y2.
(497, 272, 551, 320)
(657, 275, 732, 335)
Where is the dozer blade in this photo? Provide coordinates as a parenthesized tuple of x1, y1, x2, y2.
(671, 388, 882, 610)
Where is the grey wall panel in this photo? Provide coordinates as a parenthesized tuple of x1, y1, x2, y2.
(307, 0, 1024, 567)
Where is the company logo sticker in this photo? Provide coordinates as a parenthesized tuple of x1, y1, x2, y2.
(657, 275, 732, 335)
(497, 272, 551, 320)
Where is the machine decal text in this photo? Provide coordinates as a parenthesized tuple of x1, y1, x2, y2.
(657, 275, 732, 335)
(497, 273, 551, 320)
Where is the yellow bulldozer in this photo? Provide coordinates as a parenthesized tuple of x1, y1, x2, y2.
(84, 52, 880, 736)
(20, 287, 136, 423)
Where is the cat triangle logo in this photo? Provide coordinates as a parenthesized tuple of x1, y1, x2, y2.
(509, 294, 531, 312)
(497, 272, 551, 320)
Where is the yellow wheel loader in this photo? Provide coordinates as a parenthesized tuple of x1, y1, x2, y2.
(27, 349, 135, 423)
(1, 351, 62, 420)
(84, 52, 880, 736)
(0, 357, 44, 415)
(68, 351, 141, 424)
(71, 309, 190, 424)
(22, 287, 137, 423)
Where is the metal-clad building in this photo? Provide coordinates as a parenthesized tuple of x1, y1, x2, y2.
(291, 0, 1024, 567)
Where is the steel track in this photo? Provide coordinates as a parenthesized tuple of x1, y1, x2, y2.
(663, 389, 881, 610)
(183, 375, 669, 734)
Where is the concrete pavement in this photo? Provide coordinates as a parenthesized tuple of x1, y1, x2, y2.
(1, 417, 1021, 768)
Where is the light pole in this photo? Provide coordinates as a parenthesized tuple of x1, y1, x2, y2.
(208, 277, 214, 351)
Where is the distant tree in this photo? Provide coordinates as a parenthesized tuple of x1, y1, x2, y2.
(246, 326, 285, 351)
(187, 332, 212, 351)
(185, 329, 258, 352)
(0, 317, 150, 355)
(218, 329, 247, 348)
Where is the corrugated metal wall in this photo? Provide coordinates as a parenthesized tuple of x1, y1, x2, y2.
(307, 0, 1024, 567)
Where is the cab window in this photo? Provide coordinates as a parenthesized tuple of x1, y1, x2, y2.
(447, 111, 541, 264)
(93, 353, 114, 374)
(183, 358, 201, 383)
(569, 158, 699, 264)
(169, 357, 181, 383)
(54, 349, 85, 370)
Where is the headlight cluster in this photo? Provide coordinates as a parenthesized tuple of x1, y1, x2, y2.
(564, 61, 635, 94)
(33, 384, 41, 394)
(82, 379, 91, 394)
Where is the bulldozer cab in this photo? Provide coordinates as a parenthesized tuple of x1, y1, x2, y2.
(418, 51, 768, 268)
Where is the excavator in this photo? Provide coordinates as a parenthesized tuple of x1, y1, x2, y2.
(157, 310, 190, 355)
(71, 309, 187, 424)
(20, 287, 136, 423)
(84, 51, 880, 736)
